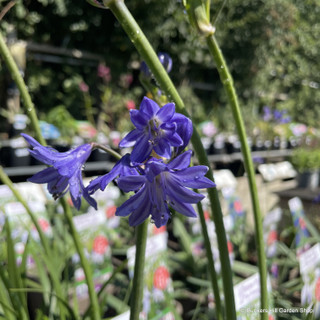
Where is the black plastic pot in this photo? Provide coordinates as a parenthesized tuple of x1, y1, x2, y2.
(0, 146, 30, 167)
(297, 170, 319, 190)
(252, 139, 265, 152)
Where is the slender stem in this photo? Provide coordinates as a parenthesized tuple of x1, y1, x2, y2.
(206, 34, 268, 318)
(108, 1, 235, 319)
(93, 143, 122, 160)
(0, 32, 45, 146)
(61, 198, 101, 320)
(196, 201, 223, 320)
(129, 220, 148, 320)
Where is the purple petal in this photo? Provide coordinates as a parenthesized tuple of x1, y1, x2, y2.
(129, 201, 152, 227)
(172, 114, 193, 153)
(166, 178, 204, 203)
(131, 134, 153, 163)
(168, 199, 197, 218)
(168, 150, 192, 170)
(70, 193, 81, 210)
(81, 179, 97, 210)
(152, 208, 170, 228)
(145, 160, 167, 182)
(119, 129, 142, 148)
(21, 133, 44, 149)
(172, 168, 215, 188)
(140, 97, 160, 117)
(87, 175, 104, 194)
(116, 186, 147, 217)
(172, 165, 207, 179)
(47, 175, 68, 196)
(28, 167, 59, 183)
(154, 139, 171, 159)
(165, 132, 183, 147)
(83, 193, 97, 210)
(156, 102, 175, 122)
(29, 149, 56, 166)
(69, 174, 81, 204)
(100, 167, 121, 190)
(130, 110, 149, 129)
(117, 175, 146, 192)
(149, 182, 170, 227)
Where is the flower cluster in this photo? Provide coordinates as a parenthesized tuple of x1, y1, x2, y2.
(262, 106, 291, 124)
(23, 97, 215, 227)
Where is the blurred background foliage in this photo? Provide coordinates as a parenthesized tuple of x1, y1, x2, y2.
(0, 0, 319, 133)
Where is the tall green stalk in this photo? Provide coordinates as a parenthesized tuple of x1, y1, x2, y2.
(184, 1, 268, 316)
(206, 34, 268, 318)
(129, 220, 149, 320)
(108, 1, 235, 319)
(0, 30, 101, 320)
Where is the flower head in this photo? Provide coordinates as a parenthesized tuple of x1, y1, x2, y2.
(21, 134, 96, 210)
(115, 150, 215, 228)
(119, 97, 192, 163)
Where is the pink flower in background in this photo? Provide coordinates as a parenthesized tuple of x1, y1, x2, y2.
(234, 200, 243, 214)
(38, 218, 50, 232)
(79, 81, 89, 93)
(315, 278, 320, 301)
(267, 230, 277, 245)
(98, 64, 111, 82)
(93, 235, 109, 255)
(299, 217, 306, 230)
(106, 205, 117, 218)
(126, 100, 136, 110)
(153, 266, 170, 290)
(227, 240, 233, 254)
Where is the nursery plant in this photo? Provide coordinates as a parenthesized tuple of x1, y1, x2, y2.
(0, 1, 318, 320)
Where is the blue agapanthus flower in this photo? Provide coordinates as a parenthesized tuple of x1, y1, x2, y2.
(119, 97, 192, 163)
(21, 134, 97, 210)
(115, 150, 215, 227)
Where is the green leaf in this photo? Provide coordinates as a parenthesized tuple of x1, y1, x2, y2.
(232, 260, 258, 277)
(4, 220, 29, 319)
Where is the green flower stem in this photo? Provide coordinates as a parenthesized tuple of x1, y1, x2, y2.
(61, 198, 101, 320)
(0, 30, 101, 319)
(93, 143, 122, 160)
(109, 1, 234, 319)
(0, 32, 45, 146)
(206, 34, 268, 318)
(0, 166, 68, 320)
(129, 220, 148, 320)
(196, 201, 223, 320)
